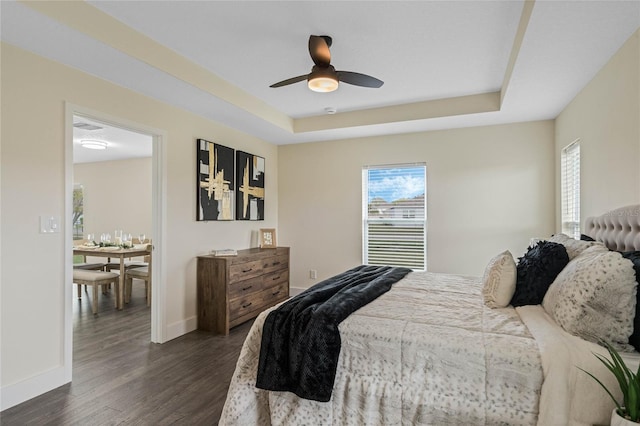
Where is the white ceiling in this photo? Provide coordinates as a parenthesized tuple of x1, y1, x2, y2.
(2, 0, 640, 160)
(73, 116, 152, 164)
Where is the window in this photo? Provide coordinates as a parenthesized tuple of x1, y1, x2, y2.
(362, 164, 426, 270)
(72, 184, 84, 240)
(561, 140, 580, 239)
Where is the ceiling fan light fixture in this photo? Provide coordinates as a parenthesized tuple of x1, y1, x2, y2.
(307, 65, 339, 92)
(80, 139, 108, 150)
(270, 36, 383, 91)
(308, 76, 339, 93)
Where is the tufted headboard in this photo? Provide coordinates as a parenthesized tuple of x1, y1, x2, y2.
(584, 204, 640, 251)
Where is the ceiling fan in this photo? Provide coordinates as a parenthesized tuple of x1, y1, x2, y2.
(269, 35, 384, 93)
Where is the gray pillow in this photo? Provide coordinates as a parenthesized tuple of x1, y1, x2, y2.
(542, 246, 638, 351)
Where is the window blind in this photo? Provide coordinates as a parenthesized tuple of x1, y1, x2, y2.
(561, 140, 580, 239)
(362, 164, 426, 270)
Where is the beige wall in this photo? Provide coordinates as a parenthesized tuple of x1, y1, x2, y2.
(1, 44, 278, 404)
(278, 121, 556, 289)
(555, 30, 640, 226)
(74, 158, 152, 241)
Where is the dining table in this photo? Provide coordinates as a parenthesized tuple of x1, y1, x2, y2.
(73, 244, 152, 310)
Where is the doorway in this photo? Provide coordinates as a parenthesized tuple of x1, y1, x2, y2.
(64, 103, 167, 382)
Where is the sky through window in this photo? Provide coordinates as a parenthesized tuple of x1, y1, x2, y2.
(367, 167, 425, 202)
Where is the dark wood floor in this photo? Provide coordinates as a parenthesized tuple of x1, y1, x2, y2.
(1, 281, 252, 425)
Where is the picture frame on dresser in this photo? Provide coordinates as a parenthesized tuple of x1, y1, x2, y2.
(259, 228, 276, 248)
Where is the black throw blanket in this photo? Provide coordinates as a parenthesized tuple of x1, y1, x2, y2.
(255, 264, 412, 402)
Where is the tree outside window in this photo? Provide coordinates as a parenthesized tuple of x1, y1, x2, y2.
(73, 185, 84, 240)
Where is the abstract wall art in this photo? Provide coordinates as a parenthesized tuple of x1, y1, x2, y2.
(197, 139, 234, 221)
(236, 151, 265, 220)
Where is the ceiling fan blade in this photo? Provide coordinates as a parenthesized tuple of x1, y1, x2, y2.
(309, 35, 331, 67)
(269, 74, 309, 88)
(336, 71, 384, 88)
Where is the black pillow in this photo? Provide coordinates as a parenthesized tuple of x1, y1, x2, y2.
(510, 241, 570, 307)
(621, 251, 640, 351)
(580, 234, 596, 241)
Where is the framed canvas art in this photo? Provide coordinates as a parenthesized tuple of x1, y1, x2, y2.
(236, 151, 265, 220)
(197, 139, 234, 221)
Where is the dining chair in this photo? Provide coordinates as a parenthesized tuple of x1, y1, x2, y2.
(124, 244, 152, 307)
(124, 266, 150, 306)
(73, 239, 107, 271)
(105, 238, 151, 272)
(73, 269, 120, 315)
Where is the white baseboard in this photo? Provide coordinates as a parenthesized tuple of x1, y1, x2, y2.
(164, 315, 198, 342)
(290, 286, 306, 297)
(0, 366, 68, 411)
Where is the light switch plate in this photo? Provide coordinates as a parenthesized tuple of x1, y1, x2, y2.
(40, 215, 60, 233)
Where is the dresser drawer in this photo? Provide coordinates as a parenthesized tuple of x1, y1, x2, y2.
(263, 270, 289, 289)
(229, 281, 289, 321)
(229, 294, 261, 321)
(263, 281, 288, 304)
(262, 254, 289, 274)
(228, 275, 264, 301)
(229, 259, 263, 282)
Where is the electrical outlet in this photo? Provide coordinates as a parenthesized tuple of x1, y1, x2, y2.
(309, 269, 317, 279)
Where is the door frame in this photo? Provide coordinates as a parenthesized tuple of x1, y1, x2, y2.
(63, 102, 167, 381)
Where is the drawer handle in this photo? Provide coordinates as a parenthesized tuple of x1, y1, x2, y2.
(242, 268, 253, 273)
(242, 302, 252, 309)
(272, 275, 280, 281)
(242, 285, 253, 291)
(272, 290, 281, 296)
(272, 261, 280, 266)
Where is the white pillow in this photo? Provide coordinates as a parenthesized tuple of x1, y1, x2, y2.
(482, 250, 517, 308)
(542, 246, 637, 351)
(547, 233, 607, 260)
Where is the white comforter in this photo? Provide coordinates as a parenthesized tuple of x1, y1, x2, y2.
(220, 272, 545, 425)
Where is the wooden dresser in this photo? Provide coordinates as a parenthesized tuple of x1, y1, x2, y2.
(197, 247, 289, 334)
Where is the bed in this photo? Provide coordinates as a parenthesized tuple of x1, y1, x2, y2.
(219, 205, 640, 425)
